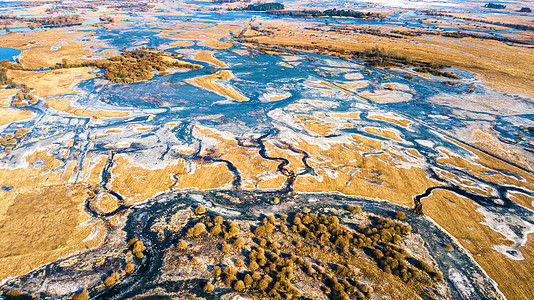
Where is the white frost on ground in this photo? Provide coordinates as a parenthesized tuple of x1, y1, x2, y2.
(361, 89, 413, 103)
(259, 90, 292, 102)
(448, 268, 476, 299)
(476, 205, 534, 261)
(381, 82, 411, 91)
(344, 72, 364, 80)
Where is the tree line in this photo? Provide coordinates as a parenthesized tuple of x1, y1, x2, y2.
(239, 2, 284, 11)
(268, 9, 382, 19)
(0, 14, 83, 27)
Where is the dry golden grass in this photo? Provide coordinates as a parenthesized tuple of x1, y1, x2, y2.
(508, 193, 534, 210)
(0, 27, 91, 69)
(0, 89, 17, 107)
(0, 108, 34, 126)
(194, 51, 228, 68)
(296, 115, 338, 136)
(155, 23, 239, 50)
(438, 139, 534, 192)
(7, 68, 96, 97)
(109, 154, 234, 204)
(330, 112, 360, 119)
(471, 129, 532, 171)
(279, 62, 293, 68)
(185, 70, 248, 102)
(46, 96, 129, 118)
(160, 55, 203, 69)
(292, 140, 436, 206)
(0, 184, 104, 281)
(106, 129, 123, 133)
(368, 114, 412, 128)
(422, 189, 534, 300)
(232, 49, 250, 56)
(364, 127, 402, 142)
(194, 127, 283, 189)
(94, 192, 120, 214)
(406, 149, 423, 159)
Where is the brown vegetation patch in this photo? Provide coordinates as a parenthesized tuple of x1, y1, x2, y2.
(364, 127, 402, 142)
(108, 153, 234, 204)
(194, 51, 228, 68)
(437, 140, 534, 192)
(304, 80, 355, 96)
(46, 96, 129, 118)
(185, 70, 248, 102)
(0, 28, 91, 69)
(0, 108, 34, 126)
(0, 89, 17, 107)
(368, 114, 412, 128)
(7, 68, 96, 97)
(296, 115, 338, 136)
(422, 189, 534, 299)
(0, 184, 102, 280)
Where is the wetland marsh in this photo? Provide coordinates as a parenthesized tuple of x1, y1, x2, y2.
(0, 0, 533, 299)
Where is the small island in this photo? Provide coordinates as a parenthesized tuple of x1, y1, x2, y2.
(484, 3, 507, 9)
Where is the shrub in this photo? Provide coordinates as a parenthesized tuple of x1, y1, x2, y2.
(225, 225, 240, 240)
(127, 238, 139, 246)
(187, 223, 206, 238)
(177, 240, 187, 251)
(210, 224, 222, 236)
(6, 290, 23, 297)
(222, 243, 231, 253)
(244, 273, 253, 287)
(233, 280, 246, 292)
(248, 260, 260, 271)
(432, 271, 444, 281)
(104, 272, 120, 287)
(214, 216, 224, 225)
(235, 259, 245, 267)
(224, 266, 238, 276)
(124, 263, 135, 274)
(395, 211, 406, 220)
(72, 290, 89, 300)
(233, 237, 246, 249)
(347, 204, 362, 214)
(258, 278, 270, 291)
(195, 205, 206, 215)
(212, 266, 222, 277)
(132, 240, 146, 258)
(203, 282, 214, 293)
(224, 274, 237, 287)
(269, 241, 281, 251)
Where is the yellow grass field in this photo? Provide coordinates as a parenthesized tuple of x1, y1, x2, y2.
(0, 108, 34, 126)
(185, 70, 249, 102)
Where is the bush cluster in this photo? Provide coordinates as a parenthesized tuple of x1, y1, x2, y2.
(12, 91, 37, 107)
(104, 272, 120, 287)
(196, 215, 240, 240)
(198, 207, 442, 299)
(93, 48, 200, 83)
(128, 238, 146, 258)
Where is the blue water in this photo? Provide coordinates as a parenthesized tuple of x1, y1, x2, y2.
(0, 47, 20, 62)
